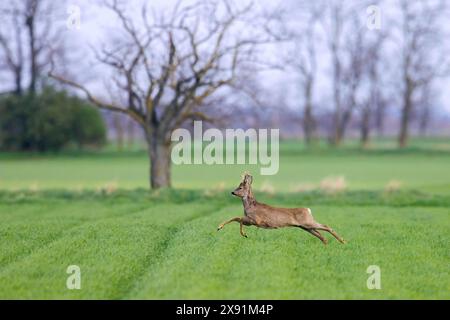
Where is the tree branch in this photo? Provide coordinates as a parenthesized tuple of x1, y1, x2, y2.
(48, 71, 145, 126)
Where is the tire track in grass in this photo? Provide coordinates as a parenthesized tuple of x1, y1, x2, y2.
(0, 203, 95, 267)
(125, 205, 246, 299)
(0, 201, 151, 272)
(0, 217, 167, 299)
(120, 202, 224, 299)
(108, 202, 223, 299)
(1, 200, 210, 272)
(0, 202, 219, 299)
(0, 201, 182, 270)
(0, 202, 67, 265)
(0, 203, 54, 223)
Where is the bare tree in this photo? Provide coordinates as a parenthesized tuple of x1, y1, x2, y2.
(323, 1, 345, 146)
(290, 6, 321, 146)
(50, 0, 271, 189)
(416, 81, 436, 137)
(320, 0, 383, 146)
(359, 29, 387, 148)
(0, 0, 66, 95)
(320, 1, 361, 146)
(338, 14, 368, 145)
(396, 0, 449, 148)
(269, 1, 322, 146)
(0, 3, 24, 95)
(374, 94, 388, 137)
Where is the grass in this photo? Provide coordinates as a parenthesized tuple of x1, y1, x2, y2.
(1, 138, 450, 194)
(0, 137, 449, 299)
(0, 190, 448, 299)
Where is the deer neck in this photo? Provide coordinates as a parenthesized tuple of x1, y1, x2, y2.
(242, 189, 256, 210)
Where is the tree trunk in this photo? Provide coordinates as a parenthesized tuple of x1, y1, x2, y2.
(329, 5, 342, 147)
(14, 69, 22, 96)
(303, 82, 316, 146)
(338, 107, 353, 146)
(399, 82, 413, 148)
(331, 71, 342, 147)
(362, 67, 377, 148)
(419, 106, 430, 137)
(26, 14, 37, 93)
(333, 104, 353, 147)
(146, 130, 172, 189)
(375, 99, 385, 137)
(303, 105, 315, 146)
(360, 107, 370, 148)
(333, 122, 343, 147)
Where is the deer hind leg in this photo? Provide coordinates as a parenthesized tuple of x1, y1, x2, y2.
(314, 223, 346, 244)
(309, 229, 328, 245)
(298, 226, 328, 245)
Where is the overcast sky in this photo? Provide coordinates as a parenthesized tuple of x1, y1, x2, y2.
(55, 0, 450, 115)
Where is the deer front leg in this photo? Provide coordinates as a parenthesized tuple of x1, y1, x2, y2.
(217, 217, 242, 231)
(239, 220, 248, 238)
(217, 217, 249, 238)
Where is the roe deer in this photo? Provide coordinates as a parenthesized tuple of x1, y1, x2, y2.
(217, 173, 346, 245)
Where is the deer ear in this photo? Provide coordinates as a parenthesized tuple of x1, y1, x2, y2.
(241, 171, 253, 185)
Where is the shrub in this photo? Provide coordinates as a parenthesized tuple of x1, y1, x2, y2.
(0, 87, 106, 151)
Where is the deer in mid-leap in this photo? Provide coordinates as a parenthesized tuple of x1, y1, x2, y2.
(217, 173, 346, 245)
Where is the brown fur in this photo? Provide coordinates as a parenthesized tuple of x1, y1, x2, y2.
(217, 173, 346, 245)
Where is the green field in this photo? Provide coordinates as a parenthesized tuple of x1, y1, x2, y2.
(1, 138, 450, 193)
(0, 138, 449, 299)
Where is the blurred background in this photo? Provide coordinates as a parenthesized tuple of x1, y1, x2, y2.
(1, 1, 449, 300)
(0, 0, 449, 192)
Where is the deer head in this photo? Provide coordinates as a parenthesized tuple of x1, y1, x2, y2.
(231, 172, 253, 198)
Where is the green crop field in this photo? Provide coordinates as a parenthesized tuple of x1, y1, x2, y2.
(0, 138, 449, 299)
